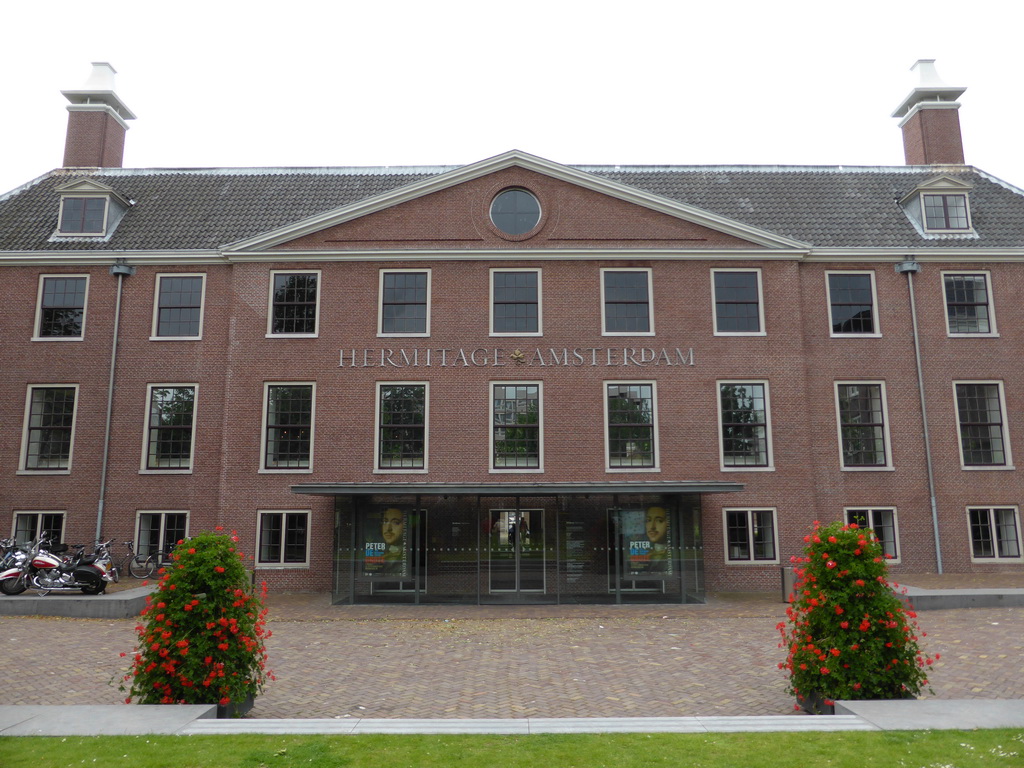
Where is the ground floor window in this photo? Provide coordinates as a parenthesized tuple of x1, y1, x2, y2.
(968, 507, 1022, 561)
(724, 508, 778, 562)
(12, 511, 65, 545)
(136, 511, 188, 556)
(845, 507, 899, 561)
(257, 511, 311, 567)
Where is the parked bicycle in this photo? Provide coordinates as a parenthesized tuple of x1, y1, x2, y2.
(111, 540, 154, 580)
(143, 544, 177, 576)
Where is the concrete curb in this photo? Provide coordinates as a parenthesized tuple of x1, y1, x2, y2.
(0, 586, 153, 619)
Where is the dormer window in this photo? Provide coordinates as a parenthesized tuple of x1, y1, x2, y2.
(59, 197, 107, 234)
(923, 193, 970, 231)
(899, 175, 974, 237)
(52, 179, 130, 240)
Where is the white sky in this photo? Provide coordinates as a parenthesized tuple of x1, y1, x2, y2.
(2, 1, 1022, 196)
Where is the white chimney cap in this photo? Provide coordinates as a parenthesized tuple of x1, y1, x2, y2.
(892, 59, 966, 119)
(61, 61, 136, 121)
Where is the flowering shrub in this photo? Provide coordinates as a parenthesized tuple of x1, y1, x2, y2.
(118, 530, 273, 708)
(777, 520, 937, 712)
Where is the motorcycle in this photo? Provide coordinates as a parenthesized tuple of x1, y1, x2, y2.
(0, 536, 117, 596)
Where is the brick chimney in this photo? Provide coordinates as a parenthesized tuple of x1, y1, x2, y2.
(61, 62, 136, 168)
(891, 60, 966, 166)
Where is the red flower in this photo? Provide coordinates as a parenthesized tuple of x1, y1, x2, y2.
(214, 566, 225, 573)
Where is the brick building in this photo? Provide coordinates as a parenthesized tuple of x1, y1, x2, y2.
(3, 61, 1023, 603)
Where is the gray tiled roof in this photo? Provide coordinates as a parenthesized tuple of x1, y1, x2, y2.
(2, 164, 1023, 252)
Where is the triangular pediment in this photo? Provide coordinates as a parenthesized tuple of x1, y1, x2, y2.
(224, 150, 808, 253)
(899, 174, 974, 204)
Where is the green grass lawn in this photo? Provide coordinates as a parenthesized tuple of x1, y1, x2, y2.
(1, 730, 1022, 768)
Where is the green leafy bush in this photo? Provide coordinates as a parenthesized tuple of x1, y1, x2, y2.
(777, 521, 937, 711)
(119, 530, 273, 707)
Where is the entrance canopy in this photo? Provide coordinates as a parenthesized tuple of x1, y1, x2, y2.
(291, 480, 744, 497)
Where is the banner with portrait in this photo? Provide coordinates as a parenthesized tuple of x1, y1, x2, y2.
(362, 506, 409, 578)
(623, 506, 672, 578)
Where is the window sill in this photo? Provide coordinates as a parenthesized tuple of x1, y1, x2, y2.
(31, 336, 85, 342)
(713, 331, 766, 337)
(255, 563, 311, 570)
(829, 333, 882, 339)
(17, 469, 71, 476)
(961, 465, 1016, 471)
(725, 559, 781, 566)
(841, 466, 896, 472)
(947, 332, 1000, 339)
(606, 466, 661, 473)
(139, 469, 194, 475)
(490, 467, 544, 474)
(149, 336, 203, 342)
(720, 465, 775, 472)
(265, 333, 319, 339)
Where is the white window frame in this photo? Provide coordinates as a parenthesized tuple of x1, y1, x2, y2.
(966, 506, 1023, 563)
(825, 270, 881, 338)
(32, 274, 90, 341)
(378, 269, 431, 338)
(255, 510, 312, 568)
(11, 511, 66, 545)
(375, 381, 430, 473)
(489, 268, 543, 337)
(150, 273, 207, 340)
(922, 192, 972, 233)
(843, 507, 901, 563)
(953, 380, 1014, 470)
(140, 384, 198, 474)
(941, 271, 998, 337)
(833, 381, 894, 471)
(600, 268, 655, 337)
(266, 269, 321, 338)
(711, 268, 765, 336)
(722, 508, 779, 564)
(133, 510, 190, 557)
(18, 384, 79, 475)
(56, 195, 110, 237)
(489, 381, 544, 473)
(259, 382, 316, 473)
(604, 381, 660, 473)
(717, 380, 774, 472)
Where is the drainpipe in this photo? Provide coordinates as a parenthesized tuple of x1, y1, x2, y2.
(95, 259, 135, 543)
(895, 257, 943, 573)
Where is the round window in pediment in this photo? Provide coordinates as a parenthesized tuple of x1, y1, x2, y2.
(490, 188, 541, 236)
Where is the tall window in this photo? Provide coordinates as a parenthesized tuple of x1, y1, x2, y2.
(492, 383, 541, 469)
(845, 508, 899, 560)
(719, 382, 771, 469)
(379, 270, 430, 336)
(153, 274, 205, 338)
(827, 272, 877, 336)
(21, 386, 77, 471)
(491, 269, 540, 335)
(724, 509, 777, 562)
(13, 512, 65, 546)
(378, 384, 427, 470)
(58, 197, 106, 234)
(923, 194, 970, 231)
(835, 383, 890, 468)
(35, 275, 88, 339)
(955, 382, 1010, 467)
(136, 511, 188, 557)
(601, 269, 652, 335)
(968, 507, 1022, 561)
(944, 273, 994, 335)
(257, 511, 310, 566)
(144, 385, 196, 470)
(606, 383, 656, 469)
(269, 271, 319, 336)
(263, 384, 314, 470)
(712, 269, 763, 334)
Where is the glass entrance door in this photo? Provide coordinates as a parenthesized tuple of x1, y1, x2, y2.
(488, 509, 544, 593)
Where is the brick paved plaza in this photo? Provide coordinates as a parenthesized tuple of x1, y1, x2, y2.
(4, 582, 1023, 720)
